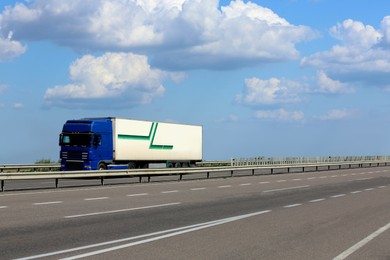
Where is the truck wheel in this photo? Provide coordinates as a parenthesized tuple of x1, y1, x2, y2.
(128, 162, 136, 169)
(98, 162, 107, 170)
(174, 162, 182, 168)
(182, 162, 190, 168)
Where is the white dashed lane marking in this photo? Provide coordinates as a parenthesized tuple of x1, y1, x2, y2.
(283, 204, 302, 208)
(190, 188, 206, 191)
(331, 194, 346, 198)
(33, 201, 63, 205)
(127, 193, 149, 197)
(84, 197, 109, 201)
(309, 198, 325, 203)
(161, 190, 179, 194)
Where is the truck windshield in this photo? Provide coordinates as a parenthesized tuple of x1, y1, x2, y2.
(60, 133, 92, 147)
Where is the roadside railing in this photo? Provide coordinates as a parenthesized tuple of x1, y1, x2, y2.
(1, 158, 389, 192)
(0, 164, 60, 173)
(230, 156, 390, 166)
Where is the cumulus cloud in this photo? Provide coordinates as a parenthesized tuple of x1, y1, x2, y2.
(236, 77, 304, 105)
(0, 32, 26, 61)
(44, 52, 173, 108)
(315, 70, 354, 94)
(301, 18, 390, 88)
(0, 0, 317, 70)
(255, 109, 304, 122)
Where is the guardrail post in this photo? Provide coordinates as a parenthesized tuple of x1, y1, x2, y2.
(271, 168, 274, 174)
(231, 170, 234, 177)
(207, 172, 210, 179)
(252, 169, 255, 176)
(179, 174, 183, 181)
(1, 180, 4, 192)
(55, 178, 59, 188)
(101, 177, 104, 186)
(139, 176, 142, 183)
(148, 176, 151, 183)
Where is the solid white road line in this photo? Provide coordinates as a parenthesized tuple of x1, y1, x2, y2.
(33, 201, 63, 205)
(18, 209, 272, 260)
(0, 206, 8, 209)
(350, 191, 362, 194)
(60, 210, 272, 260)
(333, 222, 390, 260)
(64, 202, 181, 219)
(263, 185, 310, 193)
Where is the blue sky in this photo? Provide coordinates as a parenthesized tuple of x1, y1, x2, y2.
(1, 0, 390, 163)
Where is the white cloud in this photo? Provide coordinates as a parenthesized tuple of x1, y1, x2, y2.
(329, 19, 381, 49)
(317, 109, 354, 121)
(255, 109, 304, 122)
(0, 33, 26, 61)
(236, 77, 303, 105)
(381, 16, 390, 46)
(0, 0, 317, 70)
(44, 52, 173, 108)
(301, 17, 390, 88)
(315, 70, 354, 94)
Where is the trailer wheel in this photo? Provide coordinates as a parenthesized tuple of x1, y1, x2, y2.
(182, 162, 190, 168)
(128, 162, 136, 169)
(174, 162, 182, 168)
(98, 162, 107, 170)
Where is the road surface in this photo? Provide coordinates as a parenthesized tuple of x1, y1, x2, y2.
(1, 166, 389, 259)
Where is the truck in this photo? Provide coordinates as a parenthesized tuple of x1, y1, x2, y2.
(59, 117, 202, 171)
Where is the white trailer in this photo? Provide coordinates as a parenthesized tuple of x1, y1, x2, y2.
(113, 118, 202, 167)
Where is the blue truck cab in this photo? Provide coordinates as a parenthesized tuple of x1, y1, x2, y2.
(59, 118, 113, 171)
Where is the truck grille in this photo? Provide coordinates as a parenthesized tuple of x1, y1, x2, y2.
(66, 161, 84, 170)
(61, 151, 88, 160)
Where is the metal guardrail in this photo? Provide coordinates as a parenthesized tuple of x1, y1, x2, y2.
(1, 159, 389, 192)
(230, 156, 390, 166)
(0, 164, 60, 172)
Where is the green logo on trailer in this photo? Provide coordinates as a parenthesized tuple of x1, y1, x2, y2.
(118, 122, 174, 150)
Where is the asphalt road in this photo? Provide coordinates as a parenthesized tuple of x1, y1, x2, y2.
(1, 166, 389, 259)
